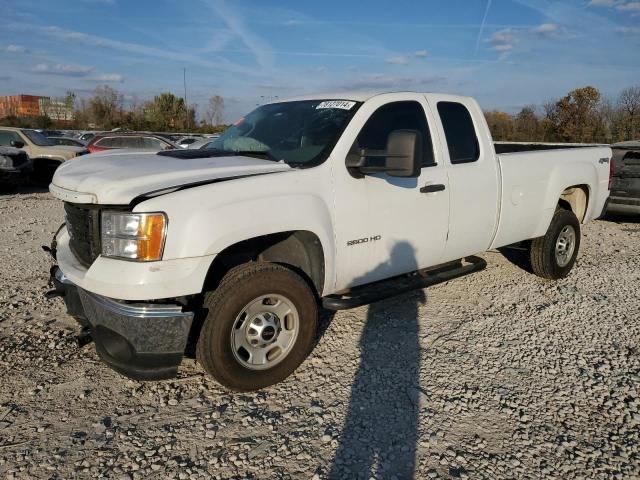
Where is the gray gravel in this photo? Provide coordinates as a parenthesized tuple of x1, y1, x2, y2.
(0, 189, 639, 479)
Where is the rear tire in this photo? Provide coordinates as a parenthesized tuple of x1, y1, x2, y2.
(529, 208, 581, 280)
(196, 262, 318, 391)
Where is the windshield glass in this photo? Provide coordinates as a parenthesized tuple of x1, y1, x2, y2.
(209, 100, 360, 165)
(22, 129, 54, 146)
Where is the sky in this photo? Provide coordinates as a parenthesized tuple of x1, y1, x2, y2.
(1, 0, 639, 122)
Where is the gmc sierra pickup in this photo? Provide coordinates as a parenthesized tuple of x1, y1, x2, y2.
(47, 92, 612, 391)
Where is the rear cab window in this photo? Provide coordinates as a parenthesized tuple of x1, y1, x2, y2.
(437, 102, 480, 164)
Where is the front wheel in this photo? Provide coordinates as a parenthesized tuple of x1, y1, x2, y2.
(196, 262, 318, 391)
(529, 208, 581, 280)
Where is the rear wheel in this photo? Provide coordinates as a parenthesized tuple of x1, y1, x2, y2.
(529, 208, 581, 280)
(196, 262, 318, 391)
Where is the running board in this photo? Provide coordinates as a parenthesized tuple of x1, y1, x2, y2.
(322, 256, 487, 311)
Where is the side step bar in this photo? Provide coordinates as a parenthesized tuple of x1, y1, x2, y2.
(322, 256, 487, 311)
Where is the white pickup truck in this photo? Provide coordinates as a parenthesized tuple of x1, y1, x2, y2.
(47, 92, 612, 391)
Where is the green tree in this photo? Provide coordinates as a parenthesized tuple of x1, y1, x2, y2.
(145, 92, 187, 130)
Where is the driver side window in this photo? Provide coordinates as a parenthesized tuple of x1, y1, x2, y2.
(355, 101, 435, 167)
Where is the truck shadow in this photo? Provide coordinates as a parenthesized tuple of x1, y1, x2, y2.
(498, 243, 534, 275)
(328, 242, 424, 479)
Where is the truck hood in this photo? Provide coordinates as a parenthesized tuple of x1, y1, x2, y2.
(50, 151, 292, 205)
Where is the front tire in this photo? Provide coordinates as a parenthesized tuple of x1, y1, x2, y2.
(196, 262, 318, 391)
(529, 208, 581, 280)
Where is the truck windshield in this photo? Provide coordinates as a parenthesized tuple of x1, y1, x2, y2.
(208, 100, 360, 166)
(22, 129, 54, 146)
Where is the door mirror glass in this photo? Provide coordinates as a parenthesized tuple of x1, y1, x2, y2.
(10, 139, 25, 149)
(384, 129, 421, 177)
(346, 129, 421, 178)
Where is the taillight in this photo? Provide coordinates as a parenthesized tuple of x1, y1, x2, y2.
(608, 157, 614, 190)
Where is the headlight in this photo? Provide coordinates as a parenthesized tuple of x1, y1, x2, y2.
(101, 212, 167, 261)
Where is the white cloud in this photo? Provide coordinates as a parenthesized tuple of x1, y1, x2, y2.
(385, 55, 411, 65)
(17, 24, 259, 76)
(589, 0, 640, 13)
(532, 23, 559, 35)
(342, 73, 445, 90)
(414, 50, 429, 58)
(489, 29, 515, 52)
(207, 0, 274, 68)
(89, 74, 124, 82)
(615, 26, 640, 34)
(617, 1, 640, 13)
(32, 63, 94, 76)
(589, 0, 622, 6)
(5, 44, 28, 53)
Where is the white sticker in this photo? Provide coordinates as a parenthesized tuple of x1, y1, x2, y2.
(316, 100, 356, 110)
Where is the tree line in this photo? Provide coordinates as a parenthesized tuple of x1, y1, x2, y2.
(2, 84, 639, 143)
(0, 85, 227, 134)
(485, 85, 640, 144)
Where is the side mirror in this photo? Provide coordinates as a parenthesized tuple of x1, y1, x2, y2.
(346, 129, 422, 178)
(10, 140, 25, 149)
(384, 129, 422, 178)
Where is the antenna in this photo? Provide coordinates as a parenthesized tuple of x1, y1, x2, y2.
(183, 67, 189, 130)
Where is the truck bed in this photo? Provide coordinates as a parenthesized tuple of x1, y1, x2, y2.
(491, 145, 612, 249)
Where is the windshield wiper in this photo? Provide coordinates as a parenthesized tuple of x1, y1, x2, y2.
(226, 150, 281, 162)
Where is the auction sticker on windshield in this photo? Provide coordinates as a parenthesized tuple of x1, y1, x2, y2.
(316, 100, 356, 110)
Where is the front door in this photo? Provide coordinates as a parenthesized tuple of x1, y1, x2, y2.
(332, 94, 450, 291)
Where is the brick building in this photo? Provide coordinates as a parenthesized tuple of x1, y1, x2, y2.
(0, 94, 74, 122)
(0, 95, 44, 118)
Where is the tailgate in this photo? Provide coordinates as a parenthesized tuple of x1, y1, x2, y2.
(611, 150, 640, 198)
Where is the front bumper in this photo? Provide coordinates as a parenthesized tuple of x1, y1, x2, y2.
(52, 267, 194, 380)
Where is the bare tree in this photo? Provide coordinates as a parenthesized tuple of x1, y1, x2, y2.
(618, 86, 640, 140)
(89, 85, 123, 129)
(205, 95, 225, 126)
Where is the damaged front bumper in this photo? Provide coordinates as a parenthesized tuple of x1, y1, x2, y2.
(50, 266, 194, 380)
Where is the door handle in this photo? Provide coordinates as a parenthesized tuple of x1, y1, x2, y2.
(420, 183, 446, 193)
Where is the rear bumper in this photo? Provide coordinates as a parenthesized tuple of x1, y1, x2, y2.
(0, 161, 33, 184)
(607, 196, 640, 214)
(52, 266, 194, 380)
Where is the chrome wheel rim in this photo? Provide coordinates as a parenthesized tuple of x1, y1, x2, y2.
(230, 294, 299, 370)
(555, 225, 576, 267)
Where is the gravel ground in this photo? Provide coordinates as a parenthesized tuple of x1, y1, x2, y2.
(0, 188, 639, 479)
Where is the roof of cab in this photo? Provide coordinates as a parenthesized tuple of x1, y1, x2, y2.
(272, 91, 472, 105)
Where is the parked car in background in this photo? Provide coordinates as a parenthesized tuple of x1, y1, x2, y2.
(0, 127, 88, 184)
(607, 141, 640, 215)
(39, 129, 65, 137)
(86, 133, 178, 153)
(48, 136, 87, 148)
(75, 131, 98, 143)
(0, 145, 32, 189)
(176, 136, 202, 148)
(186, 136, 221, 149)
